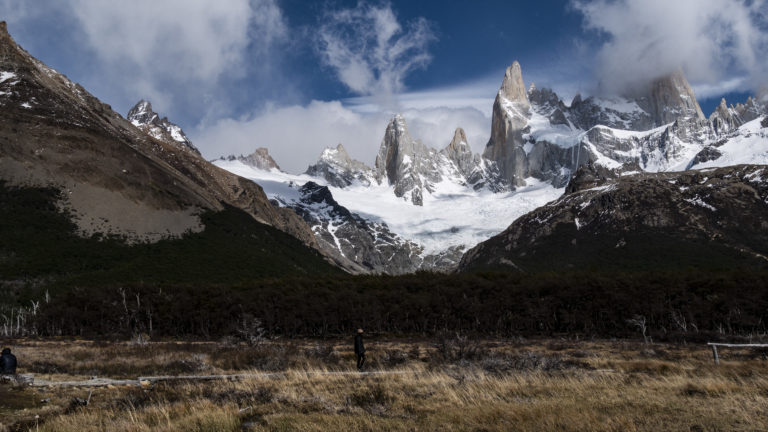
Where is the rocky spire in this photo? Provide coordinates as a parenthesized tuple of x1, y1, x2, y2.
(374, 115, 441, 205)
(499, 61, 530, 110)
(709, 98, 740, 134)
(374, 114, 418, 186)
(441, 128, 475, 179)
(482, 61, 532, 187)
(127, 100, 201, 155)
(637, 70, 705, 126)
(127, 100, 158, 125)
(446, 128, 469, 153)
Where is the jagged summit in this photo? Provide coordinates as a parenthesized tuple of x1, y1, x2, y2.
(242, 148, 281, 171)
(499, 61, 530, 110)
(441, 128, 478, 180)
(218, 148, 281, 172)
(127, 100, 201, 155)
(214, 61, 768, 274)
(709, 94, 766, 134)
(639, 70, 705, 126)
(126, 100, 158, 125)
(445, 128, 469, 153)
(374, 115, 439, 205)
(305, 143, 374, 188)
(483, 62, 532, 186)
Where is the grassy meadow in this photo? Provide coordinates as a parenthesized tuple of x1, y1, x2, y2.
(2, 337, 768, 431)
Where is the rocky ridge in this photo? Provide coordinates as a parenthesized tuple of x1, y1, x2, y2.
(305, 144, 375, 188)
(482, 62, 767, 190)
(217, 61, 768, 274)
(269, 181, 464, 274)
(306, 116, 504, 206)
(0, 22, 319, 252)
(219, 148, 281, 172)
(127, 100, 201, 155)
(458, 164, 768, 272)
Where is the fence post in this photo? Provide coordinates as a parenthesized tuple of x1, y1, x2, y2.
(711, 345, 720, 365)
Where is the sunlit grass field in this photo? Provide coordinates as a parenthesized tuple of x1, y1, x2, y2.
(2, 337, 768, 431)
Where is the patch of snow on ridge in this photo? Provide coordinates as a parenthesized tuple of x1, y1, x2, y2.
(168, 125, 186, 143)
(0, 71, 17, 83)
(215, 159, 564, 254)
(690, 118, 768, 170)
(684, 197, 716, 211)
(526, 110, 582, 148)
(595, 97, 643, 114)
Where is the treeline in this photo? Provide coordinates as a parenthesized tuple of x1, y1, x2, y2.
(23, 270, 768, 340)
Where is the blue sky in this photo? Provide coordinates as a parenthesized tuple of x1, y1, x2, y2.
(2, 0, 767, 172)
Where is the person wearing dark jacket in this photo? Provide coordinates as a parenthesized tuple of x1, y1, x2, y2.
(0, 348, 17, 375)
(354, 329, 366, 370)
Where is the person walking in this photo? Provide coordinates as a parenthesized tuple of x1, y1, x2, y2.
(0, 348, 17, 375)
(354, 328, 366, 371)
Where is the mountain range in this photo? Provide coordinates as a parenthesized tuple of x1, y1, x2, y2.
(0, 21, 339, 284)
(212, 62, 768, 274)
(1, 19, 766, 279)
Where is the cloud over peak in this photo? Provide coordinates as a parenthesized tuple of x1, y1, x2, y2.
(573, 0, 768, 96)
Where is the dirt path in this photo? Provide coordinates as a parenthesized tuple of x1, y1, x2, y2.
(29, 370, 411, 388)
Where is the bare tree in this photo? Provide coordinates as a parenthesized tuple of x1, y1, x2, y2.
(671, 310, 688, 333)
(627, 314, 649, 344)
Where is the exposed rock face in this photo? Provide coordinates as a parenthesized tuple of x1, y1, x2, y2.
(127, 100, 201, 155)
(0, 22, 319, 251)
(568, 94, 652, 131)
(305, 143, 374, 187)
(635, 70, 706, 126)
(710, 98, 741, 134)
(481, 62, 765, 189)
(271, 181, 462, 274)
(374, 115, 442, 205)
(459, 165, 768, 272)
(737, 97, 766, 122)
(482, 61, 531, 186)
(440, 128, 475, 179)
(237, 148, 281, 171)
(710, 97, 766, 134)
(499, 62, 530, 111)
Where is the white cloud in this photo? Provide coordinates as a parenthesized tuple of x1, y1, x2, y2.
(692, 77, 749, 100)
(192, 99, 492, 174)
(194, 101, 390, 173)
(0, 0, 33, 23)
(573, 0, 768, 95)
(68, 0, 286, 114)
(401, 106, 490, 156)
(316, 2, 436, 105)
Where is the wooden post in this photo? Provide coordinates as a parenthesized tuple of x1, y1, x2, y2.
(711, 345, 720, 365)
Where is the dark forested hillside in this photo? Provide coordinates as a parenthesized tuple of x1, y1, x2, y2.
(22, 270, 768, 341)
(0, 182, 339, 291)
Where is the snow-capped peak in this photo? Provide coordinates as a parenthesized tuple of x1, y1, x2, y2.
(126, 100, 201, 155)
(127, 99, 157, 126)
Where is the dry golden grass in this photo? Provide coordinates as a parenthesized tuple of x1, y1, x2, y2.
(1, 338, 768, 431)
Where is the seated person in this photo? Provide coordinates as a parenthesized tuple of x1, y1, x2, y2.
(0, 348, 17, 375)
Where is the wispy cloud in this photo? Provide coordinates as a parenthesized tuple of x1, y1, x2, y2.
(316, 1, 436, 107)
(572, 0, 768, 96)
(692, 77, 749, 100)
(67, 0, 287, 116)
